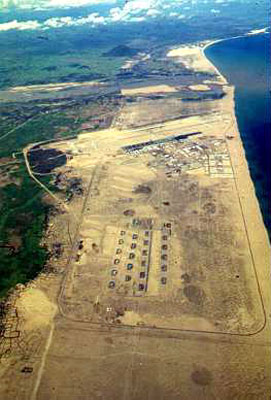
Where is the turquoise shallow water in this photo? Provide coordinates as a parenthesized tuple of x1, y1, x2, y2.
(205, 33, 271, 237)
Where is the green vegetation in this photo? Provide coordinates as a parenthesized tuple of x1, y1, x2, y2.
(0, 50, 125, 89)
(0, 27, 126, 89)
(0, 166, 50, 297)
(0, 111, 79, 158)
(0, 84, 116, 298)
(0, 106, 83, 298)
(103, 45, 139, 58)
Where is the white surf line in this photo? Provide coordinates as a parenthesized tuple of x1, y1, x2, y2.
(30, 323, 55, 400)
(202, 27, 270, 65)
(201, 41, 228, 85)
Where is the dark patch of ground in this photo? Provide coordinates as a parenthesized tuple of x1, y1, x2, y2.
(29, 147, 67, 174)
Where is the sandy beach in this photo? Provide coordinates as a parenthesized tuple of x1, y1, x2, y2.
(167, 42, 228, 84)
(201, 40, 271, 320)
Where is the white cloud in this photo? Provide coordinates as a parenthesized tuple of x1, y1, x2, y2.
(210, 8, 220, 13)
(44, 12, 105, 28)
(0, 19, 41, 31)
(0, 11, 107, 32)
(109, 7, 123, 22)
(146, 8, 161, 17)
(75, 12, 106, 25)
(124, 0, 156, 12)
(106, 0, 160, 23)
(1, 0, 117, 9)
(44, 16, 73, 28)
(129, 16, 146, 22)
(0, 0, 225, 32)
(45, 0, 115, 7)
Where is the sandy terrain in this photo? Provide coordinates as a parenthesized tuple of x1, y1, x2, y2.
(0, 40, 270, 400)
(247, 27, 268, 35)
(16, 288, 57, 331)
(121, 85, 178, 96)
(121, 54, 150, 70)
(189, 84, 210, 91)
(9, 81, 105, 93)
(167, 43, 227, 84)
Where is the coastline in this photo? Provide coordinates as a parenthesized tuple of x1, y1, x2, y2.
(168, 36, 271, 329)
(203, 34, 270, 232)
(202, 38, 271, 320)
(202, 26, 270, 54)
(201, 26, 270, 80)
(204, 33, 271, 239)
(0, 32, 271, 400)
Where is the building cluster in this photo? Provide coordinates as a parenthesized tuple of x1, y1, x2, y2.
(108, 222, 153, 296)
(124, 134, 232, 178)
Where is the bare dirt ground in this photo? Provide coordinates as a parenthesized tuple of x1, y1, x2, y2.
(121, 85, 178, 96)
(0, 42, 270, 400)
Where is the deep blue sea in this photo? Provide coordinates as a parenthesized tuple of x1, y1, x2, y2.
(205, 33, 271, 237)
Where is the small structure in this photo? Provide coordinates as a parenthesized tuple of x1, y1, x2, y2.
(108, 281, 116, 289)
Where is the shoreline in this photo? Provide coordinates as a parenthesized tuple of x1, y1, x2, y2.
(200, 35, 271, 317)
(203, 32, 271, 241)
(202, 26, 270, 53)
(202, 33, 270, 233)
(202, 29, 270, 75)
(201, 27, 270, 79)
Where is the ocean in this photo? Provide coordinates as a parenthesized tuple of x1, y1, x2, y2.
(205, 33, 271, 238)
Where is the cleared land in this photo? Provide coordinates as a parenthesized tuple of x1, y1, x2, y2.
(189, 84, 210, 91)
(0, 41, 270, 400)
(50, 94, 265, 335)
(8, 81, 105, 93)
(121, 85, 178, 96)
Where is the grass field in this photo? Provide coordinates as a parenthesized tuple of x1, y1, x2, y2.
(0, 165, 50, 297)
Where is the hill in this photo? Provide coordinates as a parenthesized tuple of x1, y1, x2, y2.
(103, 45, 139, 58)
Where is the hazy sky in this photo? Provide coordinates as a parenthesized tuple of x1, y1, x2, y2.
(1, 0, 116, 9)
